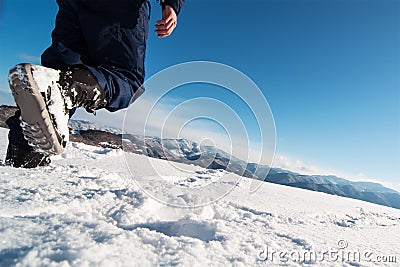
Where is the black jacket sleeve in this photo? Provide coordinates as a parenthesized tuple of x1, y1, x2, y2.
(161, 0, 185, 15)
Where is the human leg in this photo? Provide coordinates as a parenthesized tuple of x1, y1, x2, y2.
(42, 0, 150, 112)
(6, 0, 150, 166)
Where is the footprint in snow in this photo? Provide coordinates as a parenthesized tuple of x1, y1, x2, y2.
(276, 233, 312, 250)
(126, 219, 219, 242)
(175, 169, 225, 188)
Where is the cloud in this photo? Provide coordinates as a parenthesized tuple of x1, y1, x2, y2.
(19, 53, 40, 63)
(273, 153, 360, 179)
(273, 154, 400, 193)
(0, 88, 14, 105)
(272, 154, 336, 176)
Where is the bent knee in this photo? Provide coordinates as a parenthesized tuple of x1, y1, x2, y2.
(105, 85, 145, 112)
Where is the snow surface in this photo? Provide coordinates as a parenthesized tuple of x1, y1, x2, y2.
(0, 127, 399, 266)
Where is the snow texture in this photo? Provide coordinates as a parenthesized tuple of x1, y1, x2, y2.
(0, 128, 399, 266)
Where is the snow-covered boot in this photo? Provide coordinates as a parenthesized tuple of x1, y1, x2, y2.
(57, 67, 108, 113)
(8, 63, 107, 157)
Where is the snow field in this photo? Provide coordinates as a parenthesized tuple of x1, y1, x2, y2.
(0, 128, 399, 266)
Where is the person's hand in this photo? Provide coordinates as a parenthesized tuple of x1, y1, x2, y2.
(155, 5, 177, 38)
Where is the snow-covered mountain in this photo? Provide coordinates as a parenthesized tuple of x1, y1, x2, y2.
(118, 132, 400, 210)
(0, 127, 399, 266)
(68, 119, 124, 136)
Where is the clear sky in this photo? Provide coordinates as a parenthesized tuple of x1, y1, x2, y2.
(0, 0, 399, 190)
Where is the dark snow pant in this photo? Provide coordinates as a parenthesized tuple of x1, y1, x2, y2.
(41, 0, 150, 112)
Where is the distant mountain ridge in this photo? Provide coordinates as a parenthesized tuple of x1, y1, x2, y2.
(68, 119, 400, 209)
(0, 105, 398, 209)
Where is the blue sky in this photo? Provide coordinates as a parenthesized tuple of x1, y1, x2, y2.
(0, 0, 399, 189)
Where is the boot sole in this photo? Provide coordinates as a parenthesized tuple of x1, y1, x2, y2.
(8, 64, 64, 155)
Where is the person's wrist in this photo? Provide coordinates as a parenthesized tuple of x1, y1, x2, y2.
(165, 3, 178, 16)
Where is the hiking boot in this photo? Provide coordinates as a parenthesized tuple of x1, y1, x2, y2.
(8, 63, 107, 157)
(57, 67, 107, 113)
(5, 110, 51, 168)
